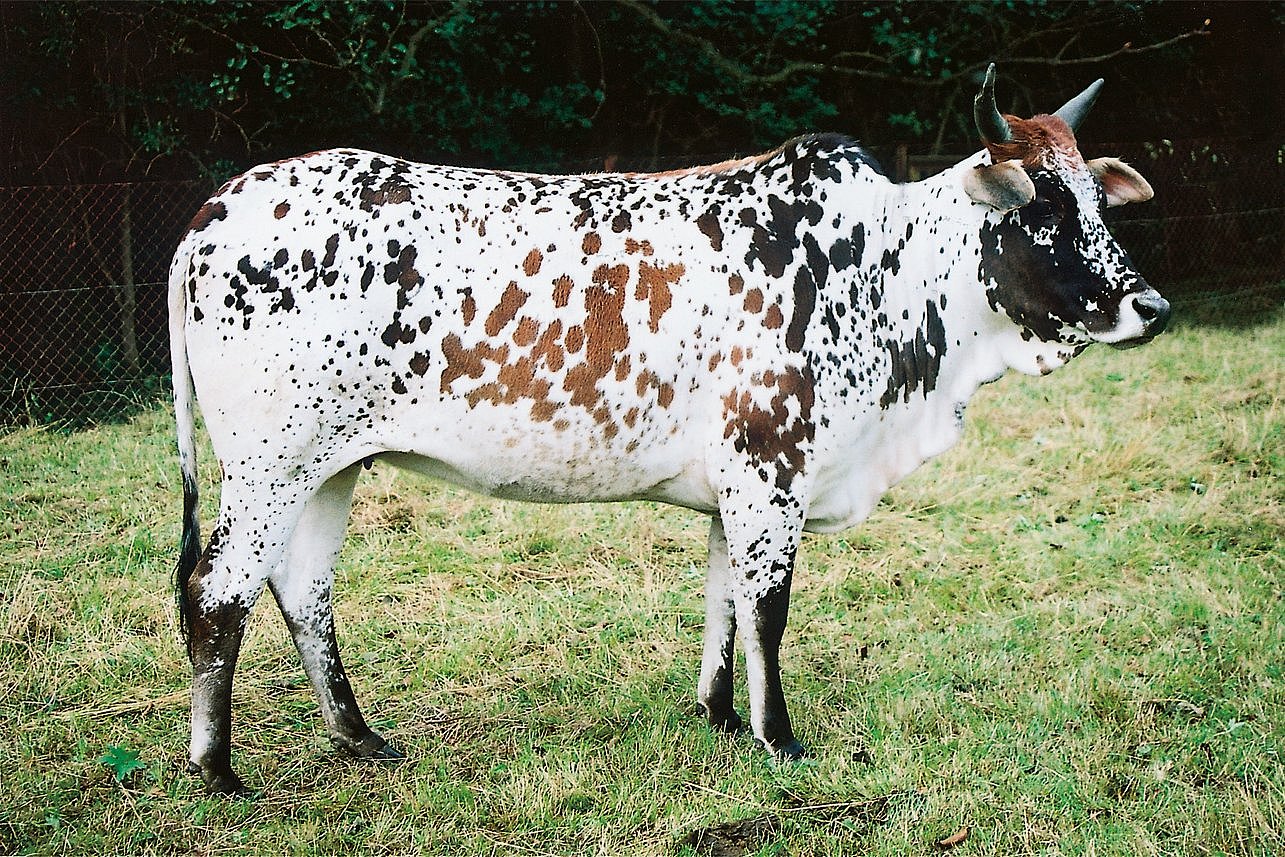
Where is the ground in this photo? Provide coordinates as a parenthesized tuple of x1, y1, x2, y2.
(1, 293, 1281, 856)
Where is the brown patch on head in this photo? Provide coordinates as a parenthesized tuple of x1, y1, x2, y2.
(484, 282, 530, 337)
(985, 114, 1080, 167)
(636, 261, 683, 334)
(273, 202, 290, 219)
(552, 274, 574, 308)
(764, 303, 784, 329)
(523, 248, 543, 277)
(582, 232, 602, 255)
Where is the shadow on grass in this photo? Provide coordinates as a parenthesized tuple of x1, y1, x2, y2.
(1165, 280, 1285, 330)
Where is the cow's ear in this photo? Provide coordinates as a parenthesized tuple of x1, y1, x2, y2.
(963, 159, 1036, 212)
(1087, 157, 1153, 207)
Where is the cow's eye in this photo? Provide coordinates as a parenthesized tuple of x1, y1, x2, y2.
(1025, 198, 1061, 227)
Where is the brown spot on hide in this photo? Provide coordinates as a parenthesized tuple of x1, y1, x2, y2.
(186, 201, 226, 237)
(484, 282, 529, 337)
(523, 249, 543, 277)
(440, 334, 509, 394)
(696, 209, 724, 251)
(730, 346, 744, 367)
(708, 352, 723, 371)
(566, 325, 584, 354)
(513, 317, 538, 346)
(729, 273, 744, 295)
(614, 354, 632, 382)
(531, 320, 566, 372)
(562, 263, 629, 409)
(273, 202, 290, 219)
(721, 365, 816, 491)
(636, 261, 683, 333)
(553, 274, 573, 308)
(461, 290, 477, 326)
(360, 180, 412, 211)
(625, 238, 655, 256)
(744, 288, 764, 314)
(764, 303, 784, 329)
(582, 232, 602, 255)
(623, 407, 639, 428)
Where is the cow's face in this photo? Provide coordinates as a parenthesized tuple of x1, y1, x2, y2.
(973, 141, 1169, 350)
(963, 68, 1169, 367)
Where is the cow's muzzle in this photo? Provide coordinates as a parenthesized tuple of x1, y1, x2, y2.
(1108, 289, 1171, 349)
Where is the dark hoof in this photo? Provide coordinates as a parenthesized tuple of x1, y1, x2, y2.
(333, 732, 405, 762)
(188, 761, 252, 797)
(770, 739, 807, 762)
(698, 703, 745, 735)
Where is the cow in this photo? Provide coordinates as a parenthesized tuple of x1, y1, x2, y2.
(169, 65, 1169, 794)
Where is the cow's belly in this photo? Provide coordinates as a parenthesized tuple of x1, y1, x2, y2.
(379, 418, 719, 511)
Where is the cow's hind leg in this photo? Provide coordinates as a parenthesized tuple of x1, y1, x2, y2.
(698, 515, 742, 733)
(185, 483, 307, 795)
(268, 464, 403, 762)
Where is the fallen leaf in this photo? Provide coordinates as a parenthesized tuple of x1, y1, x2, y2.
(936, 826, 969, 849)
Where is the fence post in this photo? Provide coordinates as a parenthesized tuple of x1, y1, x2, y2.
(115, 185, 141, 378)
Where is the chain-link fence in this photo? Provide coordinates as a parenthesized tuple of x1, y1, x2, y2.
(1, 138, 1281, 425)
(0, 181, 214, 424)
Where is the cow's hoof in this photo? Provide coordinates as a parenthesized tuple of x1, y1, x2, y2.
(770, 739, 807, 762)
(188, 761, 252, 797)
(697, 703, 745, 735)
(333, 732, 406, 762)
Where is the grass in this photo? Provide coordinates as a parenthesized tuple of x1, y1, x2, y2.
(2, 298, 1282, 856)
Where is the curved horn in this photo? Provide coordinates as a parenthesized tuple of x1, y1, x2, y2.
(1053, 77, 1104, 132)
(974, 63, 1012, 144)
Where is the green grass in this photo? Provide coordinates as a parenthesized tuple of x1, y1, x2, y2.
(2, 303, 1282, 856)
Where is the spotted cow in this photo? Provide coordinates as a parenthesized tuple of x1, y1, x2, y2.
(171, 66, 1169, 793)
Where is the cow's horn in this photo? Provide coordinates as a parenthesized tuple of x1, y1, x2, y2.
(1053, 77, 1105, 132)
(974, 63, 1012, 144)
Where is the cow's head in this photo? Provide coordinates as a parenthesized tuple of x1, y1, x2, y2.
(963, 65, 1169, 371)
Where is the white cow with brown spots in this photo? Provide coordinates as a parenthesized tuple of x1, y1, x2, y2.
(170, 66, 1168, 794)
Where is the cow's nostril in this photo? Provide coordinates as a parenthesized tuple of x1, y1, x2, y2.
(1132, 291, 1171, 332)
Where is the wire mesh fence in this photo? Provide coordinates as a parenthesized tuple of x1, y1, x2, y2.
(0, 181, 214, 425)
(1, 138, 1281, 425)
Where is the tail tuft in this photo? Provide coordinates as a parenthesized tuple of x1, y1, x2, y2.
(175, 472, 201, 660)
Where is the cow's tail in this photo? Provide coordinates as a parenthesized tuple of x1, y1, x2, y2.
(168, 242, 201, 661)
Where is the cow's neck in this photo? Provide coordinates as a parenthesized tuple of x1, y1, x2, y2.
(806, 158, 1080, 530)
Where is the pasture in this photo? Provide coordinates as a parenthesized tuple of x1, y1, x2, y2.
(2, 295, 1281, 856)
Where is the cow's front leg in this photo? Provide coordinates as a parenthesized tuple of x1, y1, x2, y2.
(698, 515, 742, 733)
(719, 498, 806, 760)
